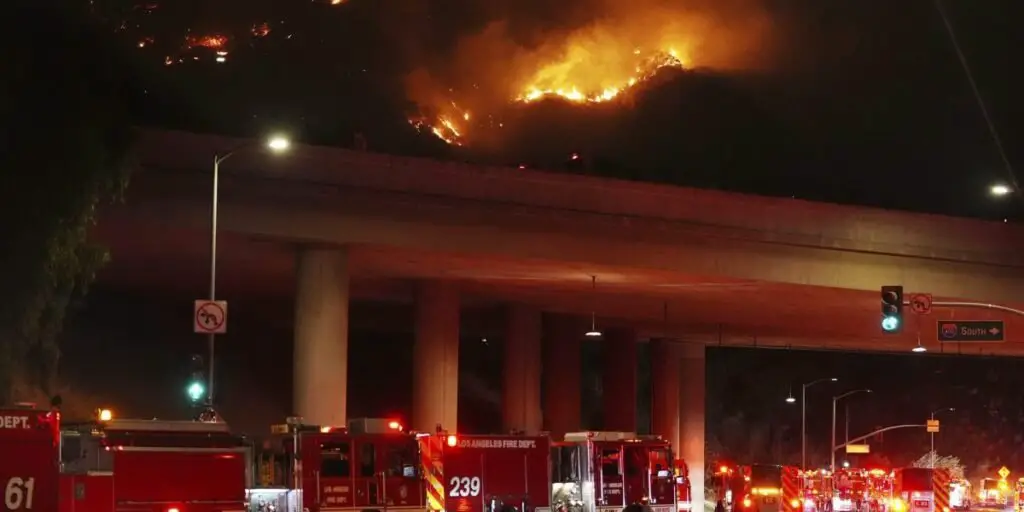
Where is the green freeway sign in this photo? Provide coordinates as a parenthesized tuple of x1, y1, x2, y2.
(937, 320, 1005, 342)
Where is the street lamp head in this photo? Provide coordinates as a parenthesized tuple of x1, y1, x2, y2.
(990, 183, 1012, 197)
(830, 378, 838, 382)
(266, 135, 291, 152)
(786, 394, 796, 404)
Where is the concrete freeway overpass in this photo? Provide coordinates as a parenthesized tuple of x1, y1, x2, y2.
(94, 129, 1024, 505)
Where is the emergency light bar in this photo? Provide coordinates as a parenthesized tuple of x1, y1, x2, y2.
(102, 419, 231, 433)
(565, 431, 638, 442)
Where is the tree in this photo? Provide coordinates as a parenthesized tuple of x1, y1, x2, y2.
(0, 1, 136, 402)
(911, 451, 966, 480)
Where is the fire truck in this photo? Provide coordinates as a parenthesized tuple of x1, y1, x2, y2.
(977, 478, 1008, 508)
(801, 470, 833, 512)
(674, 460, 692, 511)
(711, 462, 748, 512)
(247, 418, 678, 512)
(59, 409, 250, 512)
(948, 479, 970, 511)
(739, 464, 801, 512)
(892, 468, 933, 512)
(1014, 478, 1024, 512)
(1, 404, 61, 512)
(552, 431, 676, 512)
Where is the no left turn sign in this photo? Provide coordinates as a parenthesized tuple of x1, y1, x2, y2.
(194, 300, 228, 334)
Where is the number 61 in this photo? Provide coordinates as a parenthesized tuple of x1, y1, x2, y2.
(5, 477, 36, 510)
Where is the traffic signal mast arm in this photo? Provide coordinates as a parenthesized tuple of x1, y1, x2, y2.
(832, 424, 926, 452)
(905, 299, 1024, 317)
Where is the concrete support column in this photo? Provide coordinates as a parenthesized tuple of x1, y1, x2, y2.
(503, 304, 542, 434)
(651, 339, 680, 448)
(412, 281, 460, 433)
(679, 343, 706, 512)
(602, 327, 638, 432)
(293, 248, 349, 426)
(543, 313, 582, 438)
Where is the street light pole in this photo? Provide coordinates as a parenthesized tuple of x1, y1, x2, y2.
(209, 155, 221, 404)
(929, 407, 955, 468)
(207, 135, 290, 405)
(831, 389, 872, 471)
(800, 377, 838, 470)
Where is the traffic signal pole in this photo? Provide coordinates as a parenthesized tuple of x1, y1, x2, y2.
(832, 424, 926, 454)
(907, 299, 1024, 317)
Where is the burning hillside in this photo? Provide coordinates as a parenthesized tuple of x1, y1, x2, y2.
(406, 0, 773, 147)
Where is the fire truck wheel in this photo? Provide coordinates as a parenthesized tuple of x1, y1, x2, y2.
(623, 504, 652, 512)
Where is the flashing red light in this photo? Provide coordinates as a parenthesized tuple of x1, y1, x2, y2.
(446, 435, 458, 447)
(388, 420, 403, 431)
(168, 508, 180, 512)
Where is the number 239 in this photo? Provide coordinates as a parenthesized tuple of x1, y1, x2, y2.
(449, 476, 481, 497)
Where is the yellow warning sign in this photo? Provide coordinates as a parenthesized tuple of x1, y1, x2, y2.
(999, 466, 1011, 479)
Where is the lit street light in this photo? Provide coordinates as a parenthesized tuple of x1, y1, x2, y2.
(790, 377, 837, 470)
(929, 407, 955, 467)
(832, 388, 871, 470)
(207, 135, 290, 405)
(990, 183, 1012, 197)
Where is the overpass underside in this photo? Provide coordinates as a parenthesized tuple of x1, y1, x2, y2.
(91, 145, 1024, 512)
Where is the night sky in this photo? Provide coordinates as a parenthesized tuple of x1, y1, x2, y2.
(8, 0, 1024, 477)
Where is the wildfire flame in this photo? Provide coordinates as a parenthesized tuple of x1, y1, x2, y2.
(410, 47, 687, 145)
(409, 101, 472, 146)
(516, 48, 686, 104)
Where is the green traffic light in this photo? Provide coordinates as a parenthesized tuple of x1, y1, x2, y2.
(881, 316, 900, 332)
(187, 381, 206, 402)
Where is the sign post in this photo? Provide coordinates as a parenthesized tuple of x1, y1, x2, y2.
(194, 300, 228, 334)
(937, 320, 1004, 342)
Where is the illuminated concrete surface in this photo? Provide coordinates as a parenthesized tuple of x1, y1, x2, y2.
(95, 129, 1024, 356)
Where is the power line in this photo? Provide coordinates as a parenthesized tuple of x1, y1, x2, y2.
(932, 0, 1020, 195)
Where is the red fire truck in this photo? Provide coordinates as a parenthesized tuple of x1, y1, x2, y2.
(59, 410, 249, 512)
(801, 469, 832, 512)
(248, 417, 548, 512)
(247, 418, 678, 512)
(553, 431, 676, 512)
(1, 405, 61, 512)
(675, 460, 692, 512)
(892, 468, 933, 512)
(739, 465, 801, 512)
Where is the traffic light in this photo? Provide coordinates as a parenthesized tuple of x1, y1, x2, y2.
(187, 354, 207, 404)
(880, 285, 903, 333)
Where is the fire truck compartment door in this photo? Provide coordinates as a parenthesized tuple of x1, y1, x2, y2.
(111, 449, 247, 504)
(1, 412, 58, 512)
